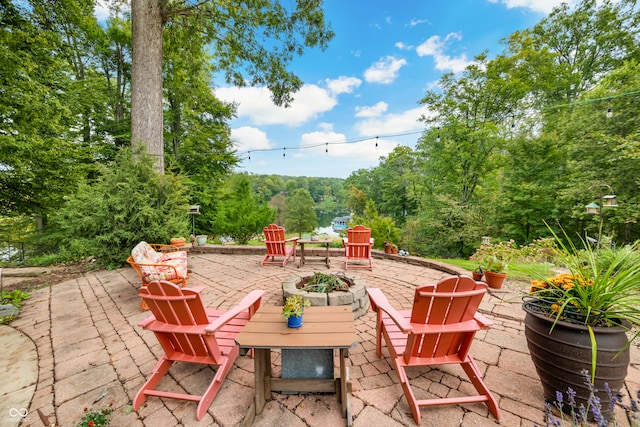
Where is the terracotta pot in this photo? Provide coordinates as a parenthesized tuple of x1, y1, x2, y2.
(170, 237, 186, 247)
(483, 271, 506, 288)
(391, 247, 398, 254)
(523, 302, 629, 419)
(384, 245, 392, 254)
(472, 271, 483, 281)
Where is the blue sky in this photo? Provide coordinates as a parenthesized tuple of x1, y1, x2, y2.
(213, 0, 576, 178)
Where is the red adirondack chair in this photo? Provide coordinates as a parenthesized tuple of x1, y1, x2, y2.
(261, 224, 298, 267)
(367, 276, 500, 425)
(342, 225, 374, 270)
(134, 280, 263, 420)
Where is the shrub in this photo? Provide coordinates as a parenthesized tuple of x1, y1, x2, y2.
(50, 149, 190, 267)
(471, 238, 559, 264)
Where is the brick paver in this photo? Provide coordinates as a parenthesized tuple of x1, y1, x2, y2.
(10, 248, 640, 426)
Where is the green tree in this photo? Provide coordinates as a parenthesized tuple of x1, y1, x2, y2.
(376, 146, 421, 223)
(503, 0, 637, 106)
(352, 201, 399, 250)
(0, 1, 89, 223)
(345, 185, 369, 217)
(283, 189, 318, 237)
(130, 0, 334, 171)
(213, 174, 275, 244)
(50, 149, 189, 266)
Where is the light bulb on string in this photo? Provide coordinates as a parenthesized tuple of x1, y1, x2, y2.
(325, 142, 328, 155)
(283, 148, 286, 158)
(375, 136, 378, 149)
(436, 127, 440, 142)
(606, 107, 613, 118)
(248, 151, 251, 161)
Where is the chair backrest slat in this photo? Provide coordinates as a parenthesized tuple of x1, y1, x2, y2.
(346, 225, 371, 257)
(407, 276, 486, 359)
(141, 281, 217, 357)
(263, 224, 286, 256)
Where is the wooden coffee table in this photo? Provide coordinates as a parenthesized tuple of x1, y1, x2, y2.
(235, 305, 358, 425)
(297, 239, 332, 268)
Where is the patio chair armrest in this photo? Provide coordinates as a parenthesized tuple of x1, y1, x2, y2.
(410, 319, 482, 334)
(285, 237, 299, 243)
(367, 288, 412, 333)
(474, 312, 493, 329)
(205, 290, 264, 333)
(138, 315, 157, 328)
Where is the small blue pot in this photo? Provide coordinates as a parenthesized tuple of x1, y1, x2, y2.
(287, 314, 303, 328)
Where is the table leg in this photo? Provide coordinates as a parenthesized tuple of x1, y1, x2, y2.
(324, 242, 331, 268)
(254, 348, 271, 414)
(299, 243, 306, 268)
(339, 348, 350, 421)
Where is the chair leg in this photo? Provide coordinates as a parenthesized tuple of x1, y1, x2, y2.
(396, 364, 421, 425)
(461, 358, 500, 420)
(133, 358, 173, 411)
(196, 347, 239, 420)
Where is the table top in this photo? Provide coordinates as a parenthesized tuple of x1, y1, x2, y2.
(235, 306, 358, 350)
(298, 239, 333, 244)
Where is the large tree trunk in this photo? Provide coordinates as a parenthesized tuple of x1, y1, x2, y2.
(131, 0, 164, 172)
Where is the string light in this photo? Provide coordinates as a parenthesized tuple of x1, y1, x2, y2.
(325, 142, 328, 154)
(283, 148, 286, 158)
(236, 89, 640, 160)
(248, 151, 251, 160)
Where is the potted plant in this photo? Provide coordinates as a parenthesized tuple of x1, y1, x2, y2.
(480, 256, 507, 288)
(523, 227, 640, 420)
(282, 294, 310, 328)
(384, 242, 393, 254)
(390, 243, 399, 254)
(472, 265, 483, 281)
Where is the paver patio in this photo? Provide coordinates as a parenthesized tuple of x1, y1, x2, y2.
(4, 248, 640, 426)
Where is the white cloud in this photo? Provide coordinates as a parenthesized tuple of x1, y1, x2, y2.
(416, 33, 473, 73)
(317, 122, 334, 132)
(298, 130, 395, 162)
(395, 41, 413, 50)
(353, 106, 426, 137)
(355, 101, 388, 118)
(231, 126, 271, 152)
(488, 0, 570, 14)
(216, 84, 337, 126)
(364, 56, 408, 84)
(94, 0, 110, 20)
(408, 18, 431, 27)
(326, 76, 361, 96)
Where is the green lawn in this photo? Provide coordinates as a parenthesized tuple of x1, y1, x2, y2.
(435, 258, 556, 283)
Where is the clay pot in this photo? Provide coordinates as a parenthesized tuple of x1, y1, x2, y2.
(483, 271, 506, 288)
(170, 237, 186, 247)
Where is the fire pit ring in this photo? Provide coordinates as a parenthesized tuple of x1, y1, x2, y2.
(282, 272, 370, 319)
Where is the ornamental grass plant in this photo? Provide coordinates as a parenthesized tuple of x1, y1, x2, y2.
(525, 232, 640, 331)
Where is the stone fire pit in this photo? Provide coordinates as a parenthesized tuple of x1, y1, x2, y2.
(282, 272, 370, 319)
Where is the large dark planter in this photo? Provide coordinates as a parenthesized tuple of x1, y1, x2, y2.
(523, 302, 629, 418)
